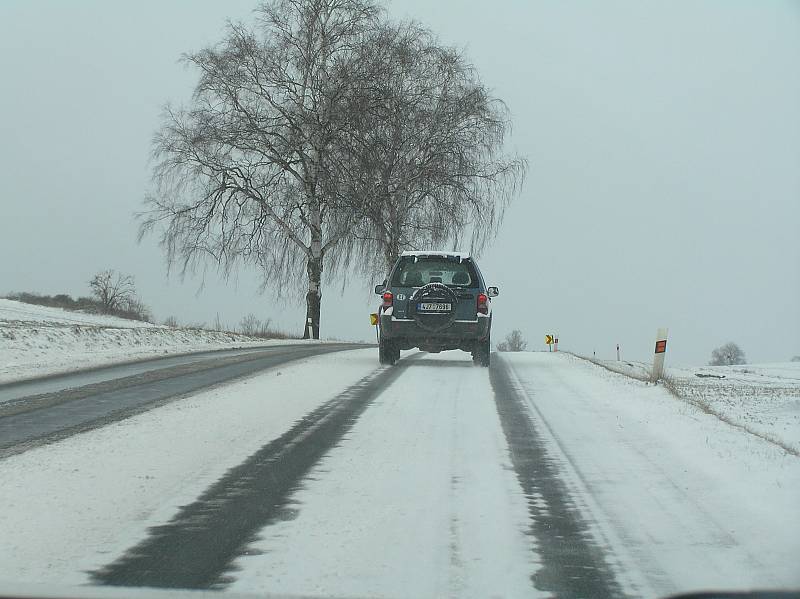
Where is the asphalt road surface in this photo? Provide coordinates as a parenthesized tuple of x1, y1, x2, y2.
(0, 343, 364, 456)
(0, 348, 797, 598)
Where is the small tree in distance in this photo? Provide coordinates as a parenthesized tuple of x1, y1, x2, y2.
(240, 313, 262, 337)
(497, 330, 528, 352)
(89, 270, 136, 313)
(709, 342, 746, 366)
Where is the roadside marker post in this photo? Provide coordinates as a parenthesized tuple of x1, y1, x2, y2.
(617, 344, 620, 361)
(651, 328, 668, 383)
(369, 313, 379, 343)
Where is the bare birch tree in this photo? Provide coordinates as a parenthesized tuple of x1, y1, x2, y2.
(330, 22, 527, 276)
(89, 270, 136, 314)
(139, 0, 379, 339)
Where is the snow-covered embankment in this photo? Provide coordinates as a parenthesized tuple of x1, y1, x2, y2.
(0, 299, 298, 384)
(577, 352, 800, 455)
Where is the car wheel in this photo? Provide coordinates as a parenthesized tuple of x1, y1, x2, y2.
(379, 337, 397, 365)
(473, 337, 490, 367)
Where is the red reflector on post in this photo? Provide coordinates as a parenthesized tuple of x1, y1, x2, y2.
(655, 340, 667, 354)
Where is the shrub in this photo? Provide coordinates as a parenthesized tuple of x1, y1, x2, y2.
(709, 342, 746, 366)
(497, 329, 528, 352)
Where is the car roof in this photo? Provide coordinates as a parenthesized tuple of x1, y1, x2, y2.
(400, 250, 471, 261)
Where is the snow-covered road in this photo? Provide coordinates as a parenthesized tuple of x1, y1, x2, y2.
(226, 352, 534, 599)
(0, 349, 797, 598)
(501, 353, 800, 596)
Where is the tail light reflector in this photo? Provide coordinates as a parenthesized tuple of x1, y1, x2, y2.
(477, 293, 489, 315)
(382, 291, 393, 308)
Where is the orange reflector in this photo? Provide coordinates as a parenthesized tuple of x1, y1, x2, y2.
(369, 313, 379, 326)
(655, 340, 667, 354)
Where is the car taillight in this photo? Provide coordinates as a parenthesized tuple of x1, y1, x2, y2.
(382, 291, 393, 308)
(477, 293, 488, 315)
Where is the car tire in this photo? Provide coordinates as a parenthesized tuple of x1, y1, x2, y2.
(379, 337, 398, 366)
(473, 337, 490, 367)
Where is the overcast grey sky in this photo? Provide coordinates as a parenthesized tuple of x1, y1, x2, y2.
(1, 1, 798, 365)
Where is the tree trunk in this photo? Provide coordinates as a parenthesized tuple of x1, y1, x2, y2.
(383, 187, 401, 273)
(383, 240, 400, 275)
(303, 254, 322, 339)
(303, 203, 323, 340)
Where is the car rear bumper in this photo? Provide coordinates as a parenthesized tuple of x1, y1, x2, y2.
(380, 314, 490, 352)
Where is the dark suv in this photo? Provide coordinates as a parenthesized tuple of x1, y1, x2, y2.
(374, 251, 499, 366)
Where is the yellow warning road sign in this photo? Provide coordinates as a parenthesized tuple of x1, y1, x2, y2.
(369, 313, 379, 326)
(545, 334, 554, 345)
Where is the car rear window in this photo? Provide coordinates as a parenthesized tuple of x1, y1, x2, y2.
(390, 256, 479, 288)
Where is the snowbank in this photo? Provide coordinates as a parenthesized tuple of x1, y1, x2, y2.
(0, 298, 160, 328)
(0, 299, 301, 384)
(576, 354, 800, 454)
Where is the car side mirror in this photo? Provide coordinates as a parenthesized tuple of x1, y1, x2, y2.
(374, 281, 386, 294)
(487, 286, 499, 297)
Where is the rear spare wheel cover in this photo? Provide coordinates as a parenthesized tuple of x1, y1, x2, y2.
(410, 283, 458, 332)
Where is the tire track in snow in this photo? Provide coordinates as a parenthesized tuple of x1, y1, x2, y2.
(489, 354, 627, 599)
(91, 355, 414, 590)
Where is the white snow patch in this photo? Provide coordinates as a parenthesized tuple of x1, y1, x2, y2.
(0, 298, 308, 384)
(580, 355, 800, 453)
(400, 250, 470, 260)
(0, 298, 162, 328)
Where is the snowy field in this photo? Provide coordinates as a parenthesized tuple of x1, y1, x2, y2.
(665, 362, 800, 454)
(0, 298, 164, 328)
(0, 298, 302, 384)
(579, 354, 800, 454)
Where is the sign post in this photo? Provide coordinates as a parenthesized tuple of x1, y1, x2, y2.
(651, 328, 668, 382)
(545, 334, 553, 351)
(370, 313, 379, 343)
(554, 336, 558, 352)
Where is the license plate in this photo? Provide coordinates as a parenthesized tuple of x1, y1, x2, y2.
(418, 302, 451, 312)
